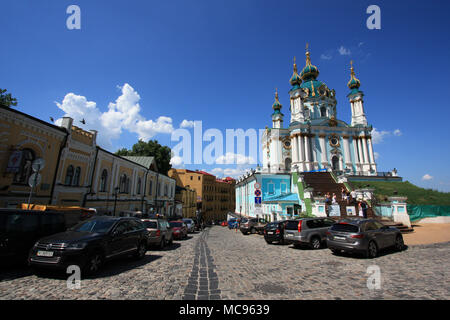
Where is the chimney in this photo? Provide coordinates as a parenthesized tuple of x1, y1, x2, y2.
(60, 117, 73, 131)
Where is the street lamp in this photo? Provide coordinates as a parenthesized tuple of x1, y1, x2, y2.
(113, 186, 119, 216)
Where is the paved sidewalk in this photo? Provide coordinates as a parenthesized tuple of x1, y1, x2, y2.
(404, 223, 450, 245)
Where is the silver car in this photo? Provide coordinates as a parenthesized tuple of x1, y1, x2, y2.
(283, 218, 336, 249)
(182, 218, 195, 233)
(326, 218, 404, 258)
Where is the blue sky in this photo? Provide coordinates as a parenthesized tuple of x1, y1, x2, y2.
(1, 0, 450, 191)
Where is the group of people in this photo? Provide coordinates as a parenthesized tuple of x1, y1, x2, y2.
(324, 187, 369, 218)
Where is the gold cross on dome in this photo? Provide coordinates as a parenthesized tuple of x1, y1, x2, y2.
(306, 43, 309, 51)
(350, 60, 353, 67)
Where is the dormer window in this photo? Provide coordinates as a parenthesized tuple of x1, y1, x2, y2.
(320, 106, 327, 117)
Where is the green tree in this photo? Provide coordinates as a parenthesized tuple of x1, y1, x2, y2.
(0, 89, 18, 107)
(116, 139, 172, 175)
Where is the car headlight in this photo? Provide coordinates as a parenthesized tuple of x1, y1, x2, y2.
(66, 242, 88, 250)
(33, 241, 40, 248)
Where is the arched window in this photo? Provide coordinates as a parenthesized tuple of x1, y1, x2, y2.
(100, 169, 108, 192)
(285, 158, 292, 171)
(137, 177, 141, 195)
(119, 174, 128, 193)
(73, 167, 81, 186)
(332, 156, 340, 171)
(320, 106, 327, 117)
(65, 165, 74, 185)
(13, 149, 35, 184)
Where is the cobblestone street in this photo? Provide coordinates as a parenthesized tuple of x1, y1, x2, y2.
(0, 226, 449, 300)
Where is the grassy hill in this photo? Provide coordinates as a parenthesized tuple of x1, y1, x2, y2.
(350, 181, 450, 206)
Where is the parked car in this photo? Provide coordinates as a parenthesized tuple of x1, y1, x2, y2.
(283, 217, 336, 249)
(264, 221, 287, 244)
(169, 221, 188, 239)
(0, 209, 73, 266)
(182, 218, 196, 233)
(28, 216, 149, 275)
(326, 218, 404, 258)
(141, 218, 173, 249)
(240, 218, 268, 235)
(227, 218, 239, 229)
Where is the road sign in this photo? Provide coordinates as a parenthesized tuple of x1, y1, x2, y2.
(255, 207, 262, 215)
(254, 189, 261, 197)
(255, 197, 262, 204)
(28, 173, 42, 188)
(32, 158, 45, 172)
(254, 182, 261, 189)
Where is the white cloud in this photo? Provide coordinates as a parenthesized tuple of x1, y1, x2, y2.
(374, 152, 380, 160)
(320, 53, 332, 60)
(393, 129, 402, 136)
(180, 120, 195, 128)
(215, 152, 255, 165)
(371, 128, 390, 144)
(55, 83, 174, 148)
(358, 42, 364, 47)
(422, 174, 433, 181)
(338, 46, 351, 56)
(211, 166, 252, 178)
(170, 155, 184, 167)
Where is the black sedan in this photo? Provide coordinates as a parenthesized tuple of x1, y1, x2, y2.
(264, 221, 287, 244)
(28, 216, 149, 275)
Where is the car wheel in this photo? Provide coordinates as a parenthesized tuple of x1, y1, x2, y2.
(310, 237, 321, 250)
(366, 241, 378, 259)
(395, 235, 404, 251)
(134, 242, 147, 259)
(84, 252, 103, 275)
(250, 227, 256, 234)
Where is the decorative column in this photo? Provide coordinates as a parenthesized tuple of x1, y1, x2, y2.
(310, 134, 318, 170)
(352, 136, 360, 173)
(357, 137, 365, 171)
(291, 135, 298, 164)
(319, 134, 328, 169)
(367, 135, 377, 173)
(304, 134, 311, 171)
(362, 136, 370, 173)
(298, 133, 305, 171)
(342, 135, 352, 170)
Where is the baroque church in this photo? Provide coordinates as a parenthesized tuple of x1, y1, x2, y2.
(261, 46, 377, 176)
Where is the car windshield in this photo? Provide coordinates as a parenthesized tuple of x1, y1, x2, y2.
(330, 223, 359, 233)
(70, 219, 116, 233)
(170, 222, 183, 228)
(143, 221, 157, 229)
(266, 222, 279, 228)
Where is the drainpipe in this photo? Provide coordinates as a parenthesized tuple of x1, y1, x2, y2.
(82, 147, 99, 207)
(49, 132, 68, 205)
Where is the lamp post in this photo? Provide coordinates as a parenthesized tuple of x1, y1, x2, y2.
(113, 186, 119, 216)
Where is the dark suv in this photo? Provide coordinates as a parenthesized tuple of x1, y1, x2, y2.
(28, 216, 149, 275)
(1, 209, 67, 266)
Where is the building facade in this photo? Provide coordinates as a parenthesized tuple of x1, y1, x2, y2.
(0, 106, 176, 216)
(236, 47, 386, 220)
(169, 169, 236, 222)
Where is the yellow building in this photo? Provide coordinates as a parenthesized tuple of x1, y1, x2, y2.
(0, 106, 67, 208)
(174, 185, 197, 218)
(0, 107, 176, 216)
(168, 169, 236, 222)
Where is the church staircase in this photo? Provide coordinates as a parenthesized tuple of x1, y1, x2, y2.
(302, 172, 375, 219)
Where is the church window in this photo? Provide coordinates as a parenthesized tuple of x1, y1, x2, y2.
(320, 107, 327, 117)
(73, 167, 81, 186)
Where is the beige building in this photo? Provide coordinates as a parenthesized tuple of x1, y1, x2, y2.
(168, 169, 235, 222)
(0, 106, 176, 216)
(174, 185, 197, 218)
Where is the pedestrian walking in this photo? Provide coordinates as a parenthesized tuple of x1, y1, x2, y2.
(361, 200, 368, 218)
(341, 187, 346, 200)
(358, 201, 364, 217)
(332, 193, 337, 204)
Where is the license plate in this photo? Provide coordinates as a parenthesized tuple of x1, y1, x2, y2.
(285, 233, 293, 237)
(334, 236, 346, 241)
(267, 231, 273, 235)
(37, 251, 54, 257)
